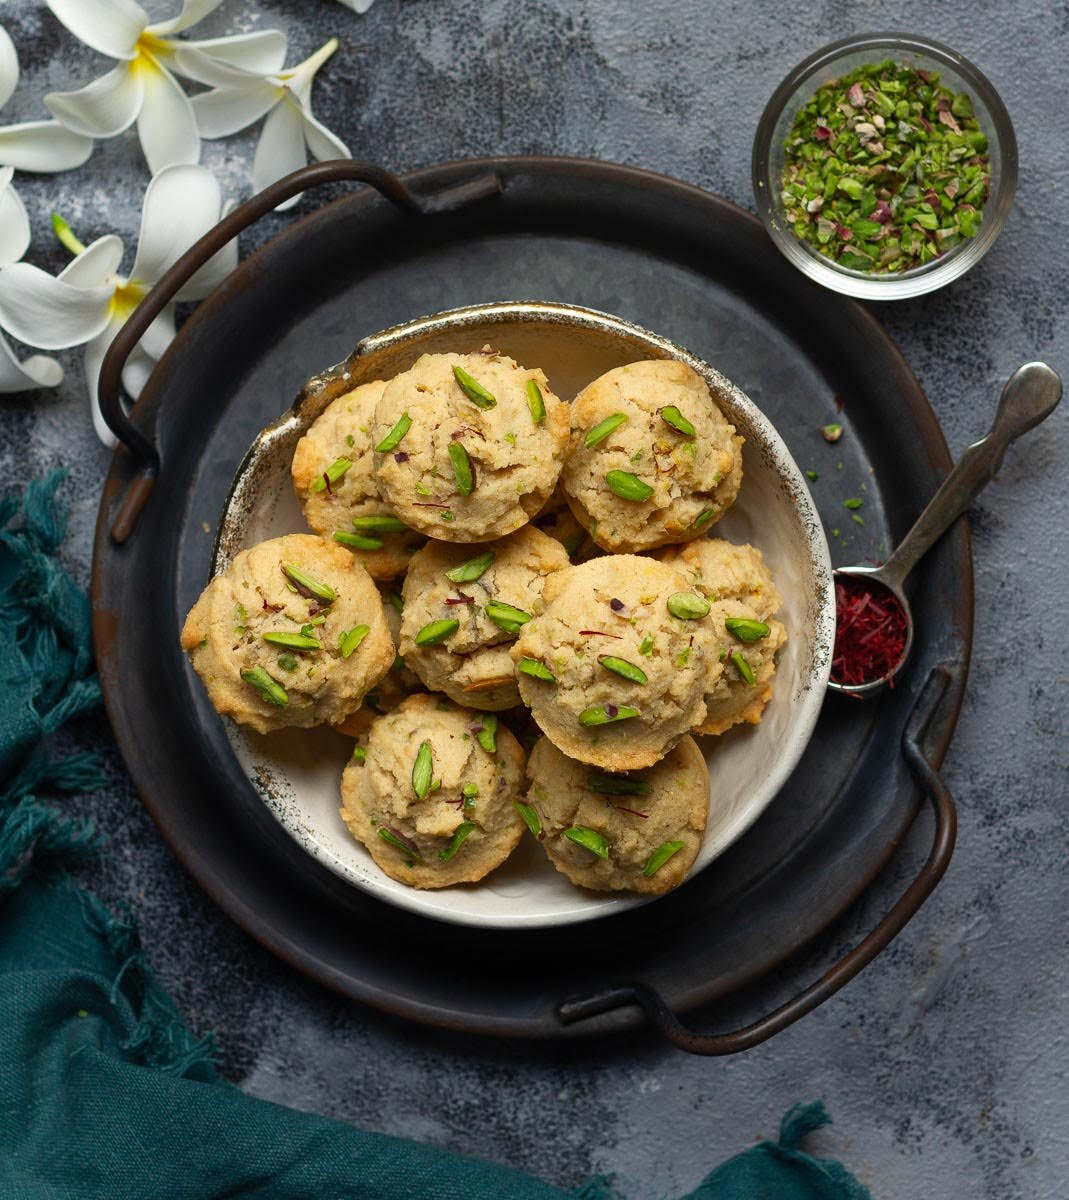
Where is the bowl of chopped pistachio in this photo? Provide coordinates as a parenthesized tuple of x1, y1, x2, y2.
(752, 33, 1017, 299)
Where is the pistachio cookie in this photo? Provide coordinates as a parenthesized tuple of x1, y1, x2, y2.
(290, 380, 424, 580)
(561, 359, 744, 552)
(510, 555, 718, 770)
(399, 526, 570, 711)
(523, 735, 709, 894)
(340, 694, 526, 888)
(332, 582, 420, 738)
(371, 349, 570, 542)
(658, 538, 787, 734)
(180, 533, 394, 734)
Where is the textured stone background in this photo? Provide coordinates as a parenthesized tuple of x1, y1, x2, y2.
(1, 1, 1067, 1197)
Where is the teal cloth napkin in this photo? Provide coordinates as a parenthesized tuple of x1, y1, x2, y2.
(0, 472, 872, 1200)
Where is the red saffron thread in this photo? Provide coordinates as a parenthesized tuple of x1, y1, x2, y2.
(578, 630, 624, 639)
(612, 805, 649, 820)
(830, 576, 908, 687)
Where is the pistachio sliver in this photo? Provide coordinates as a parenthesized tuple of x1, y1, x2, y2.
(448, 441, 474, 496)
(643, 840, 685, 877)
(241, 666, 288, 707)
(585, 773, 652, 796)
(412, 740, 433, 800)
(473, 713, 498, 753)
(351, 744, 366, 764)
(374, 412, 412, 453)
(377, 825, 421, 861)
(724, 617, 770, 643)
(597, 655, 648, 684)
(282, 562, 336, 603)
(731, 651, 756, 685)
(658, 405, 696, 438)
(485, 600, 532, 635)
(605, 470, 653, 502)
(514, 801, 543, 839)
(333, 532, 383, 551)
(667, 591, 710, 619)
(517, 657, 555, 682)
(414, 618, 459, 646)
(351, 514, 408, 532)
(261, 631, 321, 651)
(564, 826, 610, 859)
(584, 412, 627, 448)
(339, 624, 370, 658)
(525, 378, 546, 424)
(578, 704, 640, 727)
(310, 456, 353, 493)
(453, 365, 496, 408)
(691, 507, 716, 529)
(439, 821, 475, 862)
(387, 590, 404, 614)
(445, 551, 495, 583)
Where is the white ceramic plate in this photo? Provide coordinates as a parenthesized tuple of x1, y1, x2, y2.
(213, 301, 834, 928)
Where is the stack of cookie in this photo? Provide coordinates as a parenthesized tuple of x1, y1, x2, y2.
(181, 350, 786, 896)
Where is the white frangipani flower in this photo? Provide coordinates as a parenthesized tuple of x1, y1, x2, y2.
(176, 37, 350, 211)
(43, 0, 287, 175)
(0, 165, 237, 442)
(335, 0, 376, 11)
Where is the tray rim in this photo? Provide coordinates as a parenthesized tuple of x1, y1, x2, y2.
(90, 153, 974, 1038)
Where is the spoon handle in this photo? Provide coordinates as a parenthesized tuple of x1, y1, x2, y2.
(879, 362, 1062, 591)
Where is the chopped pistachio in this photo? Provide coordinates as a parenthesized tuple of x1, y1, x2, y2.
(725, 617, 771, 642)
(643, 840, 685, 877)
(339, 624, 370, 658)
(310, 457, 353, 493)
(473, 713, 498, 753)
(387, 590, 404, 614)
(448, 441, 474, 496)
(333, 531, 383, 551)
(352, 514, 407, 532)
(584, 412, 628, 448)
(821, 423, 843, 443)
(439, 821, 475, 862)
(241, 667, 288, 707)
(586, 773, 652, 796)
(412, 740, 433, 800)
(564, 826, 609, 859)
(351, 744, 366, 763)
(658, 405, 697, 438)
(691, 507, 716, 529)
(605, 470, 653, 502)
(843, 497, 864, 510)
(638, 634, 655, 656)
(526, 378, 546, 424)
(805, 469, 819, 482)
(597, 655, 648, 684)
(377, 826, 421, 861)
(578, 704, 640, 727)
(262, 631, 321, 651)
(277, 653, 298, 672)
(514, 800, 542, 838)
(453, 365, 496, 408)
(446, 551, 494, 583)
(485, 600, 532, 635)
(517, 657, 555, 681)
(731, 651, 756, 685)
(374, 412, 412, 453)
(415, 618, 459, 645)
(281, 563, 336, 603)
(667, 591, 711, 619)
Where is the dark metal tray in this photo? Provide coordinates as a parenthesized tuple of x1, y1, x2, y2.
(91, 157, 971, 1053)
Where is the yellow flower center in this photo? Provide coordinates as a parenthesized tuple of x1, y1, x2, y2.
(109, 280, 148, 322)
(133, 31, 173, 71)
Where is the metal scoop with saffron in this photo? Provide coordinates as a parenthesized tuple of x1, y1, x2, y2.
(828, 362, 1062, 697)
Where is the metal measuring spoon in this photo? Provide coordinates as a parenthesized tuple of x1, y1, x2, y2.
(827, 361, 1062, 697)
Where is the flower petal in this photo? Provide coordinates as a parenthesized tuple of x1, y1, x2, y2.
(177, 226, 237, 301)
(121, 341, 157, 402)
(335, 0, 376, 10)
(0, 332, 64, 393)
(58, 235, 126, 289)
(253, 98, 306, 210)
(0, 25, 18, 110)
(146, 0, 222, 36)
(175, 29, 288, 76)
(137, 302, 175, 360)
(45, 62, 143, 138)
(0, 120, 94, 172)
(128, 164, 222, 286)
(136, 61, 199, 174)
(0, 261, 113, 350)
(189, 83, 278, 138)
(301, 108, 351, 164)
(45, 0, 146, 61)
(0, 172, 30, 266)
(84, 317, 125, 446)
(171, 46, 261, 89)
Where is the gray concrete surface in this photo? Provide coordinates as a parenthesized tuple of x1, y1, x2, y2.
(1, 1, 1067, 1197)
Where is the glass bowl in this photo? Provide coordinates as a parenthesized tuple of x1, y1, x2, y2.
(752, 33, 1018, 300)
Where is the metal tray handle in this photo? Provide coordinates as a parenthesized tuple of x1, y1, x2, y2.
(100, 159, 502, 543)
(557, 664, 959, 1054)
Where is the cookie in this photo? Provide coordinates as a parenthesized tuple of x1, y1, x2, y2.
(180, 533, 394, 734)
(290, 380, 425, 579)
(523, 735, 709, 894)
(339, 694, 526, 888)
(398, 526, 570, 711)
(371, 349, 570, 542)
(510, 555, 718, 770)
(657, 538, 787, 734)
(560, 359, 743, 552)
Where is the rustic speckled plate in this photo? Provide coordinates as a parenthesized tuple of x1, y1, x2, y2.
(214, 301, 834, 928)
